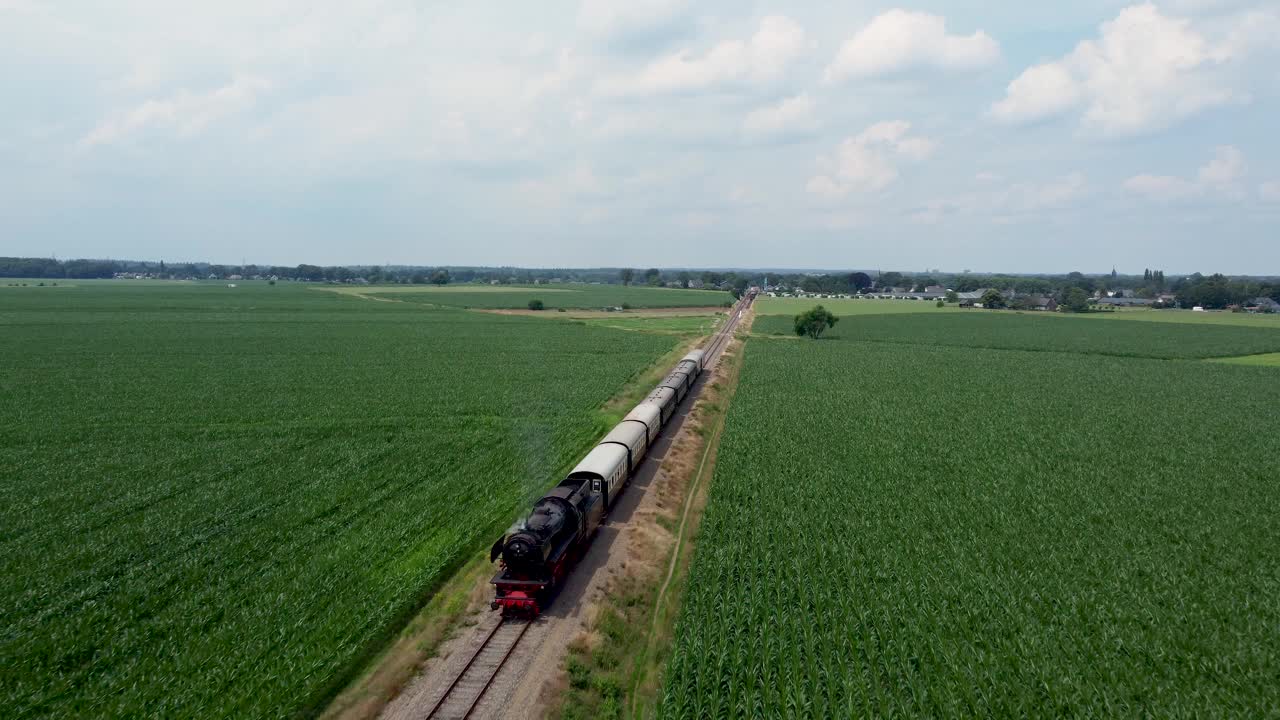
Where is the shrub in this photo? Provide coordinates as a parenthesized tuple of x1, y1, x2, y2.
(567, 657, 591, 690)
(528, 299, 545, 311)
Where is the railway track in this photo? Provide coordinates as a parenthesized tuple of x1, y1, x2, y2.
(419, 294, 750, 720)
(704, 292, 752, 363)
(423, 618, 531, 720)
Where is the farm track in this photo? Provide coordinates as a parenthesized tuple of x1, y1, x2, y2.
(380, 294, 753, 720)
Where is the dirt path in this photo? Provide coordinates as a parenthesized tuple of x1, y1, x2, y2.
(313, 287, 406, 303)
(480, 306, 726, 319)
(377, 301, 751, 720)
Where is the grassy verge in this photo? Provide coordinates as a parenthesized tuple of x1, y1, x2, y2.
(1208, 351, 1280, 367)
(320, 553, 495, 720)
(546, 325, 750, 720)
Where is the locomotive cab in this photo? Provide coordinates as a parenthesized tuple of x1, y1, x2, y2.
(490, 475, 606, 616)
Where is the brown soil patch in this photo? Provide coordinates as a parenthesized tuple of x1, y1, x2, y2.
(480, 306, 725, 319)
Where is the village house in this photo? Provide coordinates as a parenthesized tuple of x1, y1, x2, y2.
(1245, 297, 1280, 313)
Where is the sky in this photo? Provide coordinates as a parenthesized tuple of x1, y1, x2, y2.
(2, 1, 1279, 274)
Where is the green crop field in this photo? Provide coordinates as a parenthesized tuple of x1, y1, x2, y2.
(358, 283, 731, 309)
(659, 333, 1280, 718)
(0, 281, 681, 718)
(1091, 307, 1280, 328)
(755, 296, 956, 316)
(1210, 351, 1280, 367)
(755, 296, 1280, 328)
(753, 312, 1280, 359)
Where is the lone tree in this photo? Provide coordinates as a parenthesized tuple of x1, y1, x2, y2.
(527, 299, 545, 311)
(1060, 287, 1091, 312)
(980, 289, 1006, 309)
(430, 269, 451, 285)
(620, 268, 634, 286)
(794, 305, 839, 339)
(945, 289, 959, 303)
(847, 272, 873, 291)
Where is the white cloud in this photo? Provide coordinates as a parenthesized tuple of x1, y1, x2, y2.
(577, 0, 688, 44)
(1124, 145, 1248, 200)
(989, 62, 1082, 125)
(1123, 174, 1201, 201)
(743, 93, 814, 136)
(80, 76, 269, 148)
(628, 15, 805, 95)
(1197, 145, 1245, 185)
(807, 121, 936, 198)
(990, 3, 1266, 135)
(909, 201, 962, 224)
(824, 10, 999, 82)
(1261, 181, 1280, 202)
(1010, 172, 1088, 210)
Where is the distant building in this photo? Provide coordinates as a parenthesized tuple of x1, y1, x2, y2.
(1246, 297, 1280, 313)
(1095, 297, 1155, 307)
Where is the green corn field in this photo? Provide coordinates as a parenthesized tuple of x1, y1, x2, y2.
(0, 282, 681, 718)
(659, 332, 1280, 717)
(753, 311, 1280, 359)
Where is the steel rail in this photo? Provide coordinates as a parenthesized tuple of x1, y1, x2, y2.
(426, 292, 750, 720)
(423, 618, 530, 720)
(459, 620, 531, 719)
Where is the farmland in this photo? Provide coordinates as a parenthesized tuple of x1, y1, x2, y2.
(754, 296, 960, 317)
(754, 296, 1280, 328)
(353, 283, 731, 309)
(0, 282, 683, 718)
(1211, 351, 1280, 367)
(753, 312, 1280, 359)
(659, 323, 1280, 716)
(1084, 307, 1280, 328)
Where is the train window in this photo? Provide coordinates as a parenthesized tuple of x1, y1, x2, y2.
(593, 479, 601, 493)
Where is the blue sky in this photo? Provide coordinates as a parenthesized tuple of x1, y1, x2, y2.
(2, 1, 1279, 273)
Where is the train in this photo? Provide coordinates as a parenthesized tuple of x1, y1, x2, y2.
(488, 346, 710, 616)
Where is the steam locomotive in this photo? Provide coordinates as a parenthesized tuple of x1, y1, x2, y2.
(489, 347, 707, 616)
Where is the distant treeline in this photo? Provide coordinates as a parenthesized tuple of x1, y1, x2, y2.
(3, 257, 1276, 309)
(791, 269, 1280, 309)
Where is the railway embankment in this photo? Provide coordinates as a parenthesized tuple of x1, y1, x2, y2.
(541, 307, 754, 720)
(321, 314, 734, 720)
